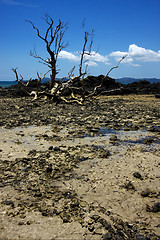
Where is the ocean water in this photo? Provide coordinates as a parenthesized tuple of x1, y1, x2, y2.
(0, 78, 159, 88)
(0, 81, 18, 88)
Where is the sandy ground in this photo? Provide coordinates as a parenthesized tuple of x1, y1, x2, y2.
(0, 95, 160, 239)
(0, 124, 160, 239)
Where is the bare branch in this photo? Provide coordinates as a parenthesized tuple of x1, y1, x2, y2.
(83, 55, 128, 99)
(30, 49, 52, 68)
(25, 20, 46, 42)
(78, 22, 94, 78)
(59, 96, 83, 105)
(26, 16, 68, 88)
(106, 54, 128, 77)
(44, 15, 54, 41)
(68, 66, 75, 79)
(12, 68, 31, 94)
(37, 69, 51, 82)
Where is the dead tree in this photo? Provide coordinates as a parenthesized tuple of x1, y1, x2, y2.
(26, 15, 68, 88)
(66, 21, 94, 100)
(12, 54, 127, 104)
(78, 22, 94, 97)
(12, 17, 128, 104)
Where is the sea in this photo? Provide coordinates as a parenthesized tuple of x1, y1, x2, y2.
(0, 78, 160, 88)
(0, 81, 18, 88)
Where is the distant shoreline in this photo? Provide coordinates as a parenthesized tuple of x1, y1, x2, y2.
(0, 77, 160, 88)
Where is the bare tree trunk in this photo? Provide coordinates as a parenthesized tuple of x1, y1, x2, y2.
(26, 16, 68, 88)
(50, 59, 56, 88)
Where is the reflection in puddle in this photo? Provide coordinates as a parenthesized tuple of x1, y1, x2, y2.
(0, 125, 159, 159)
(84, 127, 159, 142)
(82, 127, 160, 153)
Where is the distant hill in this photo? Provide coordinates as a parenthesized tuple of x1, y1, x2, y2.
(41, 77, 69, 83)
(17, 77, 160, 84)
(116, 77, 160, 84)
(43, 77, 160, 84)
(1, 77, 160, 88)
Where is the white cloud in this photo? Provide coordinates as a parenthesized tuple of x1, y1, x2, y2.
(59, 44, 160, 68)
(110, 44, 160, 66)
(59, 51, 80, 61)
(129, 44, 160, 62)
(109, 51, 128, 58)
(59, 50, 109, 67)
(84, 51, 109, 67)
(122, 57, 140, 66)
(88, 51, 109, 63)
(109, 50, 137, 66)
(85, 61, 98, 67)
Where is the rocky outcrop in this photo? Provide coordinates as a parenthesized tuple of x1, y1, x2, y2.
(0, 76, 159, 98)
(122, 80, 160, 95)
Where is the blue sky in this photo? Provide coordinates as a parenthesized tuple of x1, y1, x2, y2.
(0, 0, 160, 81)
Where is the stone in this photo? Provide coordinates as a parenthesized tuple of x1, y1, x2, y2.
(88, 225, 94, 232)
(18, 222, 24, 226)
(151, 202, 160, 213)
(133, 172, 143, 180)
(136, 234, 148, 240)
(103, 232, 112, 239)
(5, 200, 14, 207)
(124, 181, 135, 191)
(46, 164, 52, 173)
(141, 188, 151, 197)
(98, 149, 110, 158)
(109, 135, 117, 142)
(48, 146, 54, 150)
(142, 137, 154, 144)
(62, 215, 71, 223)
(146, 202, 160, 213)
(53, 146, 61, 151)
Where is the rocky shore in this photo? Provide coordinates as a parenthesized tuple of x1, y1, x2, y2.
(0, 92, 160, 239)
(0, 76, 160, 99)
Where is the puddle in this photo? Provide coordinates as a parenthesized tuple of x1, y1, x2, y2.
(84, 127, 159, 142)
(0, 125, 159, 161)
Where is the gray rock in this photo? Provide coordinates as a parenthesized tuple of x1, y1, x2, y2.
(136, 235, 148, 240)
(141, 188, 151, 197)
(109, 135, 117, 142)
(133, 172, 143, 180)
(103, 232, 112, 239)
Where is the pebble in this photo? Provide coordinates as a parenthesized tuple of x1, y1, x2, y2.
(133, 172, 143, 180)
(141, 188, 151, 197)
(136, 235, 148, 240)
(103, 232, 112, 239)
(151, 202, 160, 213)
(142, 137, 154, 144)
(124, 181, 135, 191)
(5, 200, 14, 207)
(109, 135, 117, 142)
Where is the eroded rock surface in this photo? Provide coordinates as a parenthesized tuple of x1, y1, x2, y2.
(0, 95, 160, 239)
